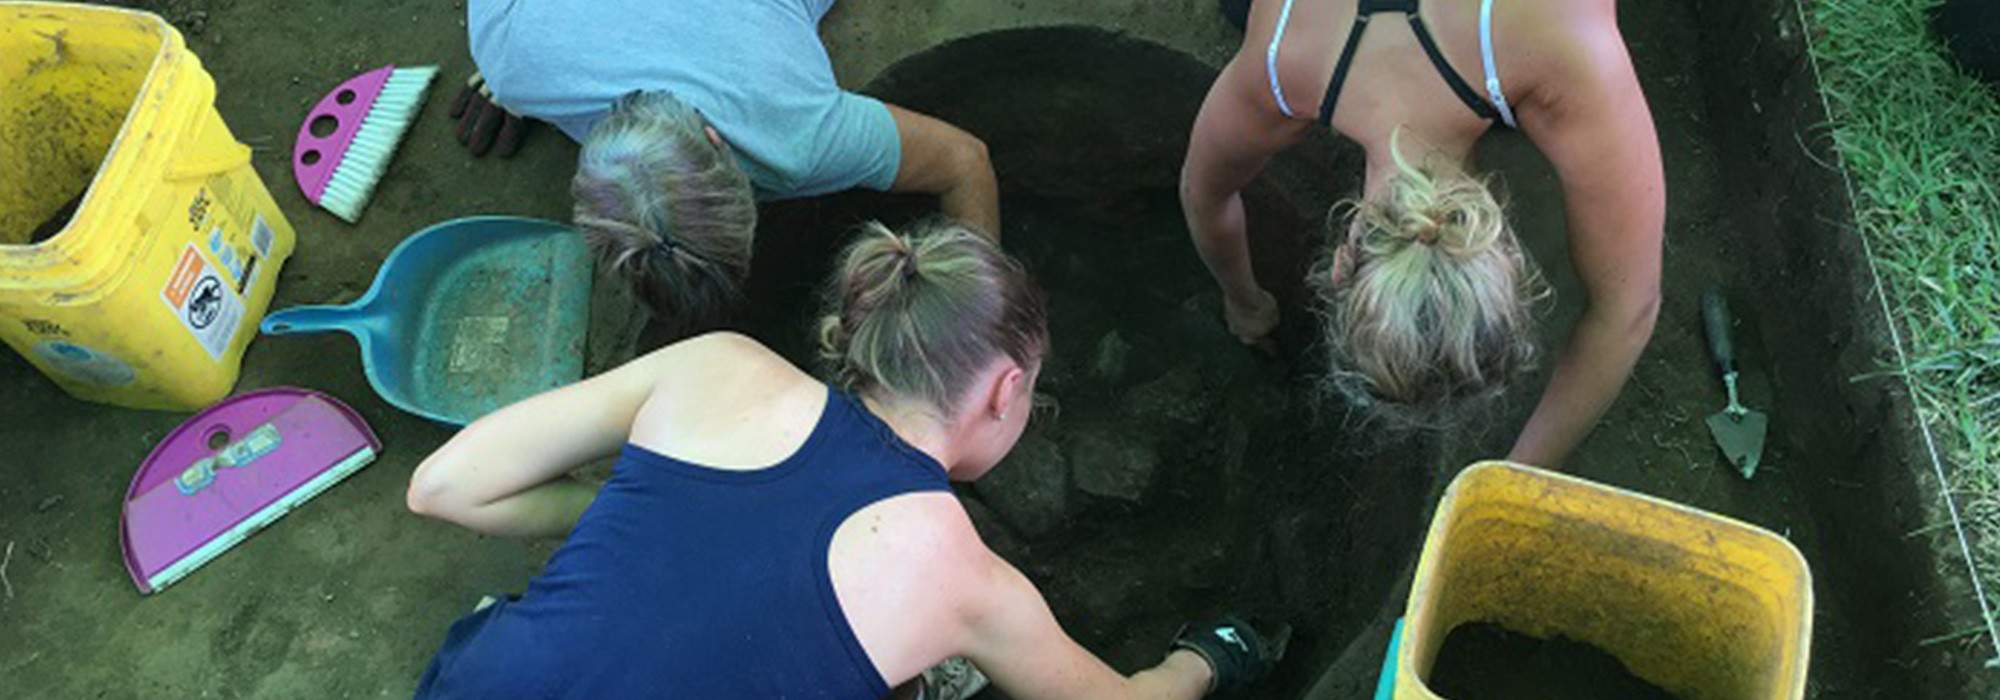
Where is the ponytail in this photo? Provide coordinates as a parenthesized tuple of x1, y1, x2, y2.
(573, 91, 756, 340)
(1314, 129, 1544, 422)
(819, 220, 1048, 414)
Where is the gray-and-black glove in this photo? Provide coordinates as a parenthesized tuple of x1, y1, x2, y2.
(1173, 615, 1289, 694)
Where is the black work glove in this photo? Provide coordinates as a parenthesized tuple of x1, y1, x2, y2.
(1173, 615, 1288, 694)
(451, 71, 530, 158)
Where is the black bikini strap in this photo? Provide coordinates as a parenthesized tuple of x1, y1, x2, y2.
(1318, 15, 1372, 127)
(1405, 14, 1499, 121)
(1359, 0, 1418, 13)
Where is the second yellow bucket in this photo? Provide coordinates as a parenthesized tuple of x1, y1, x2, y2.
(1393, 463, 1813, 700)
(0, 2, 296, 411)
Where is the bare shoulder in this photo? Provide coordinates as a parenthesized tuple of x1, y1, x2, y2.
(1505, 0, 1618, 30)
(831, 491, 1001, 676)
(628, 332, 824, 448)
(863, 493, 995, 578)
(924, 506, 1035, 626)
(1513, 0, 1627, 65)
(1501, 0, 1637, 113)
(860, 493, 1009, 616)
(643, 332, 809, 395)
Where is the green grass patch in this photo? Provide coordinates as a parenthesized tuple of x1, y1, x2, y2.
(1812, 0, 2000, 643)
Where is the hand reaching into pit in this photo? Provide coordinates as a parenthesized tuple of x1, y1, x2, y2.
(1224, 288, 1280, 350)
(1173, 615, 1291, 694)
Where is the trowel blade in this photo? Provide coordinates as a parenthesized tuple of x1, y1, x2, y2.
(1706, 409, 1769, 479)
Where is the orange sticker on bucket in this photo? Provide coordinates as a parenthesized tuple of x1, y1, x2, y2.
(163, 247, 204, 307)
(158, 244, 245, 361)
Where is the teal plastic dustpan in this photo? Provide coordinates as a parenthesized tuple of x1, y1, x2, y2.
(261, 216, 591, 425)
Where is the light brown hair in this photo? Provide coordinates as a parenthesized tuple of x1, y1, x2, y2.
(573, 91, 757, 340)
(819, 220, 1049, 416)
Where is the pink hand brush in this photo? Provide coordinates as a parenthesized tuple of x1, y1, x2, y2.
(294, 64, 438, 222)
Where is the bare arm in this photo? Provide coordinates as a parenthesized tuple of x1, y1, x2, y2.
(1180, 51, 1313, 343)
(886, 104, 1001, 238)
(1508, 8, 1665, 468)
(405, 334, 741, 537)
(959, 554, 1214, 700)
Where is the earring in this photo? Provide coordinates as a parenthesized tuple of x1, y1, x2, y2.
(999, 412, 1007, 421)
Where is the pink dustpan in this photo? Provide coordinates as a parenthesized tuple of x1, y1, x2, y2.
(122, 388, 382, 594)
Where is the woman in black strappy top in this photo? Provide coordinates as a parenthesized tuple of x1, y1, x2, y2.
(1182, 0, 1664, 468)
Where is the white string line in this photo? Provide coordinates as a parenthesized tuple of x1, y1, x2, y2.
(1792, 0, 2000, 666)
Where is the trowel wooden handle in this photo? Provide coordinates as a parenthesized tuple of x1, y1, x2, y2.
(1702, 287, 1737, 376)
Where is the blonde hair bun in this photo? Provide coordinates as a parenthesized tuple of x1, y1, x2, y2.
(818, 220, 1048, 415)
(1315, 129, 1546, 423)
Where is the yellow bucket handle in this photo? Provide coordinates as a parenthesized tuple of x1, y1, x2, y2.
(165, 142, 253, 181)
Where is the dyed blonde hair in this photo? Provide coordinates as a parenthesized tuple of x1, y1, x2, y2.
(573, 91, 757, 339)
(1313, 132, 1543, 423)
(819, 220, 1048, 416)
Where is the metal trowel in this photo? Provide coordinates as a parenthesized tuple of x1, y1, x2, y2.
(1702, 288, 1767, 478)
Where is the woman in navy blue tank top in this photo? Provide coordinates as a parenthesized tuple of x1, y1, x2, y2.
(405, 221, 1284, 700)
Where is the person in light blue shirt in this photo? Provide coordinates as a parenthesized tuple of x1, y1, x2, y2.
(462, 0, 999, 339)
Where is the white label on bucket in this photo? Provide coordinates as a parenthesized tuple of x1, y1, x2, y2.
(31, 340, 137, 386)
(161, 244, 246, 361)
(449, 317, 511, 373)
(208, 227, 247, 285)
(251, 214, 275, 259)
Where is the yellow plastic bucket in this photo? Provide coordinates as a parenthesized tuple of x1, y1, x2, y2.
(0, 2, 295, 411)
(1397, 463, 1813, 700)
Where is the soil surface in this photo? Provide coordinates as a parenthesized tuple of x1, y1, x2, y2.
(0, 1, 1983, 699)
(1429, 623, 1682, 700)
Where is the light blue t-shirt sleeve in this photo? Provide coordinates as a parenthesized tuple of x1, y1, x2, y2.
(782, 92, 903, 199)
(468, 0, 902, 200)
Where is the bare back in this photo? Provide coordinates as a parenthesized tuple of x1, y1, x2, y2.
(1242, 0, 1612, 179)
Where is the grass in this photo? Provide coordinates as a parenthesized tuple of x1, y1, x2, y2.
(1810, 0, 2000, 649)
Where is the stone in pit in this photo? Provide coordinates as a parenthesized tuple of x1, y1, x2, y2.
(958, 491, 1027, 561)
(1126, 363, 1217, 428)
(975, 434, 1069, 538)
(1070, 428, 1159, 504)
(1091, 330, 1132, 381)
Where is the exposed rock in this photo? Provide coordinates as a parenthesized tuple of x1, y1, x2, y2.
(1036, 348, 1076, 394)
(1270, 508, 1338, 609)
(1091, 330, 1131, 381)
(1070, 427, 1158, 503)
(1068, 555, 1147, 625)
(1178, 541, 1232, 591)
(957, 491, 1026, 561)
(1171, 291, 1261, 362)
(975, 434, 1069, 538)
(1126, 364, 1216, 428)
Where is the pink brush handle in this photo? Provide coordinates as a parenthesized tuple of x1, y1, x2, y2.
(293, 65, 396, 203)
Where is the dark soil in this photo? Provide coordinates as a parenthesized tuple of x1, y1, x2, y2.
(0, 3, 1986, 699)
(1933, 0, 2000, 88)
(746, 186, 1433, 698)
(1688, 0, 1996, 696)
(1429, 623, 1681, 700)
(731, 31, 1426, 697)
(748, 17, 1987, 700)
(28, 191, 83, 244)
